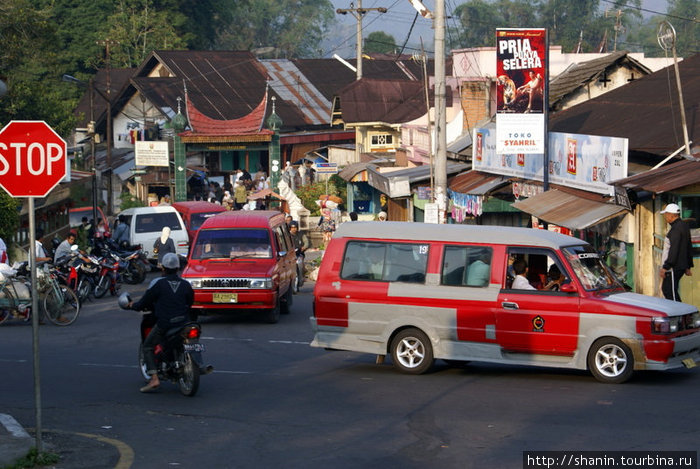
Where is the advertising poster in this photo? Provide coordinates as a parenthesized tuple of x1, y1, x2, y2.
(495, 28, 547, 154)
(472, 127, 628, 195)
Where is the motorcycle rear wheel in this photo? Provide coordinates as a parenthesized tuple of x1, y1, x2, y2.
(77, 279, 91, 304)
(178, 352, 200, 397)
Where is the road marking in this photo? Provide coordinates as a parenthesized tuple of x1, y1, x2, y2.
(202, 337, 310, 345)
(78, 363, 251, 375)
(0, 413, 30, 438)
(26, 428, 135, 469)
(0, 358, 28, 363)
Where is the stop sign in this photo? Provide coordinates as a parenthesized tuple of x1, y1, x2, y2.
(0, 121, 67, 197)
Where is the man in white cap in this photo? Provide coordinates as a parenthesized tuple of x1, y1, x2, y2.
(659, 203, 693, 301)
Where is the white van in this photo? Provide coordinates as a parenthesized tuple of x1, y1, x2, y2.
(118, 206, 189, 260)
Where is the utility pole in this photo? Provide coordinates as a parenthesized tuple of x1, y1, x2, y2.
(336, 1, 387, 80)
(605, 9, 625, 52)
(434, 0, 447, 223)
(97, 38, 118, 215)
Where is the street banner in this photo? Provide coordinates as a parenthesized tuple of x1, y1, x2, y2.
(496, 28, 547, 154)
(473, 127, 628, 195)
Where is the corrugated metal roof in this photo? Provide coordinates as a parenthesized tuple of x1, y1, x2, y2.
(549, 52, 650, 106)
(612, 158, 700, 193)
(549, 53, 699, 156)
(261, 60, 331, 126)
(338, 78, 428, 124)
(512, 189, 629, 230)
(448, 170, 509, 195)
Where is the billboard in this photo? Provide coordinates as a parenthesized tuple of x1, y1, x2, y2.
(472, 127, 628, 195)
(496, 28, 547, 154)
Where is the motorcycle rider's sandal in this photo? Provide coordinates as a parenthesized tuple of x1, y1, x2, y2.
(140, 381, 160, 393)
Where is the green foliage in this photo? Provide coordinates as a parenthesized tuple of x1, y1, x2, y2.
(3, 447, 59, 469)
(365, 31, 398, 54)
(119, 192, 145, 210)
(215, 0, 335, 58)
(295, 175, 346, 216)
(104, 0, 190, 68)
(0, 191, 20, 247)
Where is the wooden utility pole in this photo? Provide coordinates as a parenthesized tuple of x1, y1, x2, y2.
(434, 0, 447, 223)
(97, 38, 118, 215)
(336, 1, 387, 80)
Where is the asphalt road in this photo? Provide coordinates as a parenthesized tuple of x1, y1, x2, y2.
(1, 275, 699, 469)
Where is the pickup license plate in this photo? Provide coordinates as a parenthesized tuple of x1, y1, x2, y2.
(184, 343, 205, 353)
(682, 357, 697, 368)
(213, 293, 238, 303)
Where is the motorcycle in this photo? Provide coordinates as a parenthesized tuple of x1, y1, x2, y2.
(54, 246, 100, 304)
(93, 254, 120, 299)
(119, 293, 212, 397)
(293, 248, 305, 293)
(94, 237, 149, 284)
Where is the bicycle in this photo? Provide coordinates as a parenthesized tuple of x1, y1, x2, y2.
(0, 263, 80, 326)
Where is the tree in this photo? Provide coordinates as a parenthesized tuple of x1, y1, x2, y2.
(215, 0, 335, 58)
(103, 0, 189, 68)
(450, 0, 503, 48)
(0, 0, 78, 136)
(365, 31, 398, 54)
(665, 0, 699, 58)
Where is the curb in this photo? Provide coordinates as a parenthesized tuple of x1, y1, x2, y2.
(0, 414, 33, 468)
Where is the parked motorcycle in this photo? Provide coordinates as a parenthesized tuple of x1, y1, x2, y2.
(118, 292, 212, 397)
(54, 246, 101, 304)
(93, 254, 120, 298)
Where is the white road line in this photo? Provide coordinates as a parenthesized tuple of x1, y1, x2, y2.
(78, 363, 251, 374)
(0, 413, 31, 438)
(201, 337, 310, 345)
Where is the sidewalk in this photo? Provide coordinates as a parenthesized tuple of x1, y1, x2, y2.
(0, 414, 32, 467)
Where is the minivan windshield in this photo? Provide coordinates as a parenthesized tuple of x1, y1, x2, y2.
(191, 229, 272, 260)
(563, 245, 622, 291)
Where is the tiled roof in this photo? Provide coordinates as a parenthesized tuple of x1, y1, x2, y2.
(338, 78, 427, 124)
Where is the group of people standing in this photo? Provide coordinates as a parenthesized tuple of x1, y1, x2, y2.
(192, 168, 269, 211)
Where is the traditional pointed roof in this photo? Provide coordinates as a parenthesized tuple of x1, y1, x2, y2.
(182, 86, 270, 136)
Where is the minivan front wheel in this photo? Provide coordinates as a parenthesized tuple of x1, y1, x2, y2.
(263, 296, 281, 324)
(390, 328, 434, 374)
(587, 337, 634, 384)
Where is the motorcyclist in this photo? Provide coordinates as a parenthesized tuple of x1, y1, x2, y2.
(127, 252, 194, 393)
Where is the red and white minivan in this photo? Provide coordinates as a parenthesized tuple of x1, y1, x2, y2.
(182, 211, 296, 324)
(311, 222, 700, 383)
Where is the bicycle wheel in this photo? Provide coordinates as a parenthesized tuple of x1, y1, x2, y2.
(42, 284, 80, 326)
(0, 285, 13, 325)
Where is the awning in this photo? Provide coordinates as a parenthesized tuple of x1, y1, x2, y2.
(511, 189, 629, 230)
(449, 170, 509, 195)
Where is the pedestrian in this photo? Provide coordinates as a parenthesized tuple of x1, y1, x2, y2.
(349, 211, 358, 221)
(153, 227, 176, 269)
(127, 252, 195, 392)
(76, 216, 91, 251)
(113, 215, 130, 247)
(659, 203, 693, 301)
(0, 236, 8, 264)
(376, 211, 387, 222)
(34, 228, 52, 262)
(234, 181, 247, 210)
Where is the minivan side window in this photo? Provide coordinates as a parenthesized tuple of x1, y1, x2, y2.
(340, 241, 428, 283)
(441, 245, 492, 287)
(135, 213, 183, 233)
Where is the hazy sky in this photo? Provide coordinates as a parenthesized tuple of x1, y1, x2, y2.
(325, 0, 672, 57)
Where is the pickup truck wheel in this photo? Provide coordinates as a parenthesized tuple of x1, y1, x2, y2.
(281, 286, 293, 314)
(390, 328, 433, 374)
(587, 337, 634, 384)
(263, 296, 281, 324)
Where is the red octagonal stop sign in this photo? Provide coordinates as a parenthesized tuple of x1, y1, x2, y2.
(0, 120, 67, 198)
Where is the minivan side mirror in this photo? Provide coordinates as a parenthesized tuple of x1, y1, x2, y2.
(560, 283, 577, 293)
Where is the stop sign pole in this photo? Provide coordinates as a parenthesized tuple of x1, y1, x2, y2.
(0, 120, 68, 453)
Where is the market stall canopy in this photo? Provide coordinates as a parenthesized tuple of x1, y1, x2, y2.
(512, 189, 629, 230)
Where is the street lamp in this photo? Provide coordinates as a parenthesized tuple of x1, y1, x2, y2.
(62, 74, 99, 226)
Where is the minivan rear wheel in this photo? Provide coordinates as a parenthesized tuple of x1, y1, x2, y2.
(390, 328, 434, 374)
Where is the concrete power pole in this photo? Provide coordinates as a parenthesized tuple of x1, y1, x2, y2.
(434, 0, 447, 223)
(97, 38, 118, 215)
(336, 1, 387, 80)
